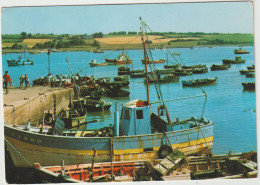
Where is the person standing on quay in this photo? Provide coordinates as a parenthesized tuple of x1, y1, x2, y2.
(19, 74, 24, 88)
(3, 71, 10, 94)
(25, 74, 30, 88)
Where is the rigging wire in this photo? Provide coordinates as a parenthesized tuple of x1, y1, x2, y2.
(143, 20, 208, 118)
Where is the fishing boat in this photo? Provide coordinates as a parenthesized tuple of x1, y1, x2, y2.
(141, 58, 165, 64)
(182, 77, 217, 87)
(182, 64, 206, 69)
(245, 72, 255, 78)
(154, 69, 175, 74)
(164, 64, 180, 69)
(242, 82, 255, 90)
(105, 50, 132, 64)
(210, 64, 230, 71)
(173, 69, 193, 76)
(118, 66, 144, 75)
(145, 74, 179, 84)
(247, 65, 255, 70)
(239, 69, 255, 75)
(7, 54, 34, 66)
(89, 59, 108, 67)
(34, 160, 147, 183)
(118, 66, 130, 75)
(130, 72, 146, 78)
(234, 48, 250, 54)
(114, 75, 130, 86)
(57, 107, 87, 129)
(222, 56, 246, 64)
(4, 18, 214, 168)
(73, 98, 112, 112)
(192, 67, 208, 74)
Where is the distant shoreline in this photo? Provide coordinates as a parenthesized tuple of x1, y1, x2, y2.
(2, 44, 254, 54)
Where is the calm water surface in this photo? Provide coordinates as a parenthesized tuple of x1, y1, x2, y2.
(2, 46, 256, 154)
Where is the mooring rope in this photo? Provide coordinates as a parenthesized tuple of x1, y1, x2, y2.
(4, 138, 33, 167)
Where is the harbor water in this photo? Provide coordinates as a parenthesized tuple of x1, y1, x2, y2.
(2, 45, 256, 155)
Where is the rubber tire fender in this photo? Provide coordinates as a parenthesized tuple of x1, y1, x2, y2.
(44, 113, 53, 125)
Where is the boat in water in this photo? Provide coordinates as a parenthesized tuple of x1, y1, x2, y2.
(242, 82, 255, 90)
(7, 54, 34, 66)
(173, 69, 193, 76)
(182, 77, 217, 87)
(57, 107, 87, 129)
(73, 97, 112, 112)
(141, 58, 165, 64)
(239, 69, 255, 75)
(234, 48, 250, 54)
(247, 65, 255, 70)
(245, 72, 255, 78)
(145, 74, 179, 84)
(192, 67, 208, 74)
(105, 50, 132, 64)
(89, 59, 108, 67)
(210, 64, 230, 71)
(222, 56, 246, 64)
(182, 64, 206, 69)
(4, 18, 214, 168)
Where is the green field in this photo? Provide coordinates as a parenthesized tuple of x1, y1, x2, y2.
(2, 32, 254, 53)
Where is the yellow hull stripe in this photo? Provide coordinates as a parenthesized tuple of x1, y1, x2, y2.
(5, 135, 213, 156)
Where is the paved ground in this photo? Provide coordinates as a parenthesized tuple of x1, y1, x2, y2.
(2, 86, 63, 110)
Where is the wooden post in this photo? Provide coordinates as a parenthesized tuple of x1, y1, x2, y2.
(89, 148, 96, 182)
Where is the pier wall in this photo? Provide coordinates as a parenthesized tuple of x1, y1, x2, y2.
(4, 88, 73, 125)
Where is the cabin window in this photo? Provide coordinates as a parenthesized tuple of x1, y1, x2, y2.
(124, 109, 130, 120)
(136, 110, 143, 119)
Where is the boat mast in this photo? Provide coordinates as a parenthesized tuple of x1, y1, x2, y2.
(47, 49, 51, 75)
(66, 57, 83, 111)
(140, 17, 150, 105)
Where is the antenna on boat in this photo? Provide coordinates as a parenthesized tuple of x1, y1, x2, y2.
(140, 17, 150, 105)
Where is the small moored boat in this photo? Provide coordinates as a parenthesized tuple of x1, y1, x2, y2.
(234, 48, 250, 54)
(182, 64, 206, 69)
(141, 57, 165, 64)
(192, 67, 208, 74)
(242, 82, 255, 90)
(73, 98, 112, 112)
(89, 59, 108, 67)
(239, 69, 255, 75)
(222, 56, 246, 64)
(182, 77, 217, 87)
(247, 65, 255, 70)
(210, 64, 230, 71)
(105, 50, 132, 64)
(145, 74, 179, 84)
(173, 69, 193, 76)
(7, 54, 34, 66)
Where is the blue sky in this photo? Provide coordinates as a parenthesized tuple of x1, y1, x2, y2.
(1, 1, 253, 34)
